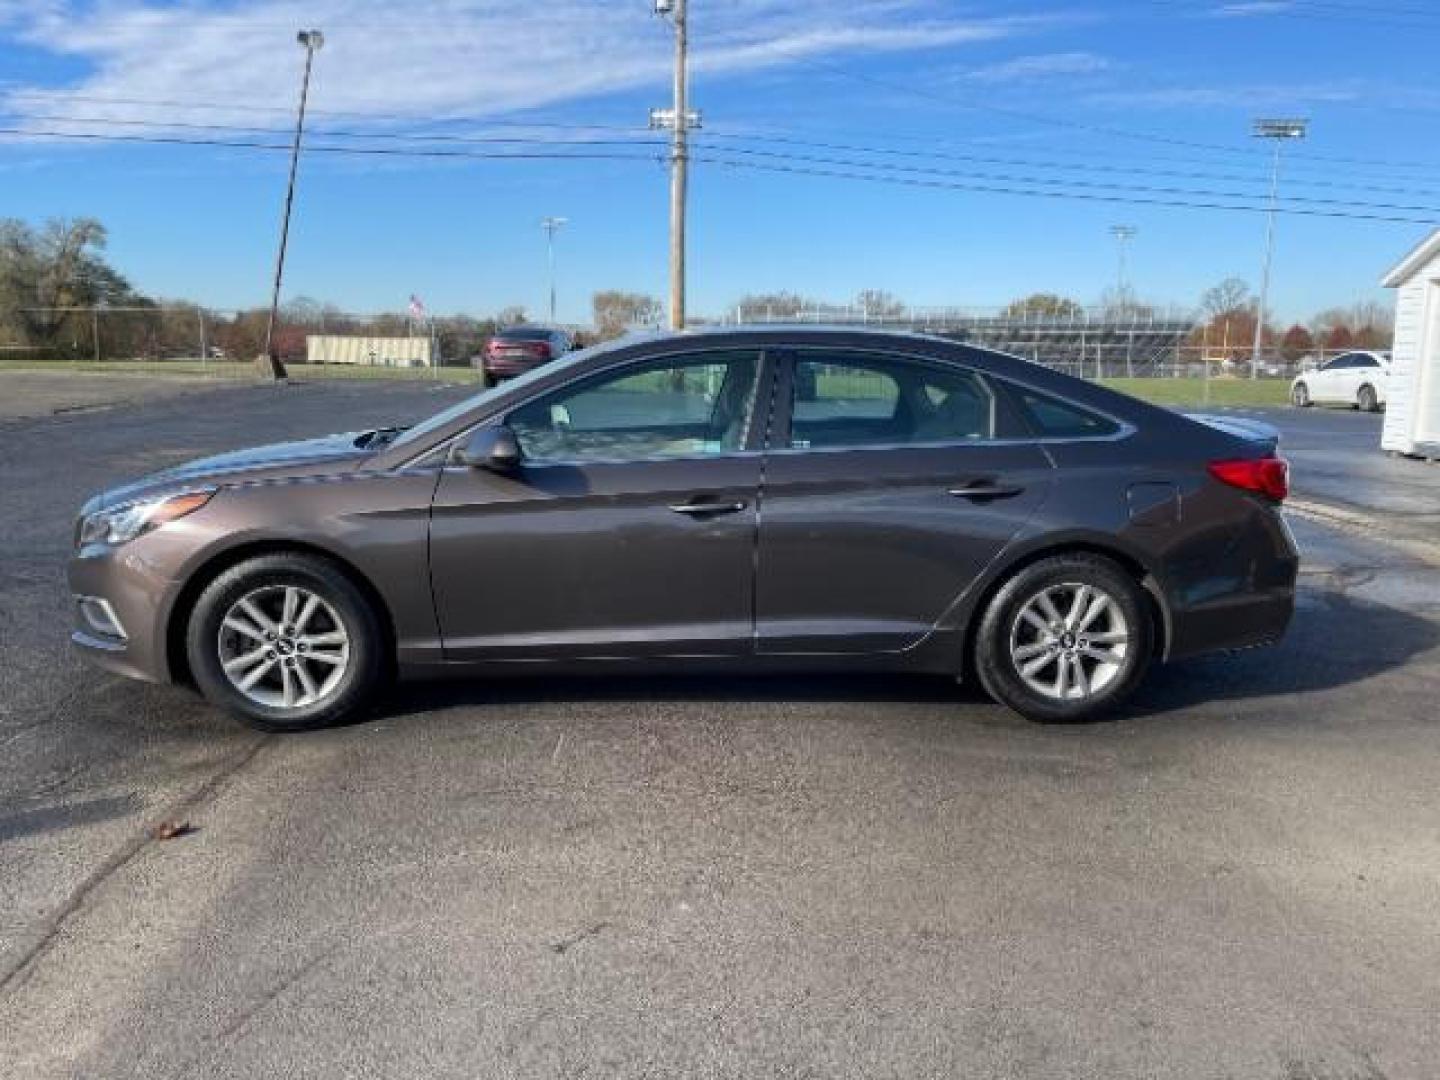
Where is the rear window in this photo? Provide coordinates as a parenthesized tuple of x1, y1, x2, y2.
(495, 327, 553, 341)
(1012, 387, 1120, 439)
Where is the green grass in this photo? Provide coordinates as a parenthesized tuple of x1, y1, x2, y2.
(1100, 377, 1290, 409)
(0, 359, 486, 383)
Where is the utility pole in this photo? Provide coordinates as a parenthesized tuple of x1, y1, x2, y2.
(1250, 118, 1307, 379)
(541, 216, 568, 323)
(650, 0, 699, 331)
(261, 29, 324, 382)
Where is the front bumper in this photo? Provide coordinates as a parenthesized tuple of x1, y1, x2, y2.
(68, 538, 182, 684)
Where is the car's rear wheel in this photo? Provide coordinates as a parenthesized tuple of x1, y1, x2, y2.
(1291, 382, 1311, 408)
(1357, 384, 1378, 413)
(974, 554, 1153, 722)
(186, 553, 385, 732)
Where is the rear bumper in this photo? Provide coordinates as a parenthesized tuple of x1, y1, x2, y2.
(483, 355, 545, 378)
(1165, 505, 1299, 661)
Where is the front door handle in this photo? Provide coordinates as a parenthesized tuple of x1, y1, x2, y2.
(947, 482, 1025, 501)
(669, 500, 749, 516)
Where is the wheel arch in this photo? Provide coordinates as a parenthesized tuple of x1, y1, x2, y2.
(956, 538, 1172, 679)
(165, 539, 397, 686)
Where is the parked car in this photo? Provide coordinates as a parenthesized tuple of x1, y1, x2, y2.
(1290, 350, 1389, 411)
(474, 326, 571, 386)
(70, 328, 1297, 731)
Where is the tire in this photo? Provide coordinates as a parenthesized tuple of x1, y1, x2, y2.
(186, 553, 386, 732)
(974, 553, 1153, 723)
(1357, 384, 1378, 413)
(1291, 382, 1311, 408)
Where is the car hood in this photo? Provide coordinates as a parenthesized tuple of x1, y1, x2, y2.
(87, 430, 380, 512)
(1182, 413, 1280, 453)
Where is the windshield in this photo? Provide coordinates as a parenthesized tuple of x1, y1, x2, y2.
(494, 327, 556, 341)
(388, 337, 633, 451)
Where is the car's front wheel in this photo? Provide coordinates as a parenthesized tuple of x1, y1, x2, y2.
(186, 553, 385, 732)
(974, 554, 1153, 722)
(1358, 384, 1379, 413)
(1291, 382, 1311, 407)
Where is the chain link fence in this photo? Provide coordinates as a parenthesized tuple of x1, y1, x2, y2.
(2, 303, 1366, 409)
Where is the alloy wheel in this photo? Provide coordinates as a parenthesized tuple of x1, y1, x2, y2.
(217, 585, 351, 709)
(1008, 582, 1130, 702)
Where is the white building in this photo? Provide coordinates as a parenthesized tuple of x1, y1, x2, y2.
(1380, 229, 1440, 458)
(306, 335, 433, 368)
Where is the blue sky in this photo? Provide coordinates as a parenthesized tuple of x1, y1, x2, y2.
(2, 1, 1436, 325)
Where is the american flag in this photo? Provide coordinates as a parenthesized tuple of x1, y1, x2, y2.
(408, 294, 426, 319)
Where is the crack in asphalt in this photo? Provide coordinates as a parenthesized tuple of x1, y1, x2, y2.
(0, 735, 273, 998)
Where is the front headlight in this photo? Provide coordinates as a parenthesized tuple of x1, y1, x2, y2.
(77, 489, 215, 547)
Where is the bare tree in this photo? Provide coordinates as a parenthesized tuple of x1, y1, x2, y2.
(1199, 277, 1253, 319)
(1002, 293, 1084, 319)
(592, 290, 663, 340)
(854, 289, 905, 320)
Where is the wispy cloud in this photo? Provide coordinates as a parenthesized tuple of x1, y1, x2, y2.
(963, 51, 1111, 84)
(1083, 81, 1364, 110)
(0, 1, 1054, 135)
(1207, 2, 1297, 17)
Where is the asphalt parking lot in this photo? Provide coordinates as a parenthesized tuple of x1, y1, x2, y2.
(2, 379, 1438, 1078)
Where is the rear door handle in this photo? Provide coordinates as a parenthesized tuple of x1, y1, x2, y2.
(947, 482, 1025, 501)
(669, 500, 749, 515)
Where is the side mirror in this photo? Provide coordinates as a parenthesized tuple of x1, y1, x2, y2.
(453, 425, 522, 472)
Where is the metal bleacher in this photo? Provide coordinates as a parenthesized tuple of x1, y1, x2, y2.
(729, 305, 1199, 379)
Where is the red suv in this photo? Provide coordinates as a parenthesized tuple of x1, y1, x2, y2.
(475, 326, 572, 386)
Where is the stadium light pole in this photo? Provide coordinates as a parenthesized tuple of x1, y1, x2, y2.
(541, 216, 568, 323)
(1250, 118, 1307, 379)
(261, 29, 324, 382)
(1109, 225, 1137, 302)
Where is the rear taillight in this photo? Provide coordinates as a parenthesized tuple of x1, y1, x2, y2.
(526, 342, 551, 358)
(1208, 456, 1289, 502)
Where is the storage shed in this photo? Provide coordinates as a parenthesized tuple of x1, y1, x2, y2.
(1380, 228, 1440, 458)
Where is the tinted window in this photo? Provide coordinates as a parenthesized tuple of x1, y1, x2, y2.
(789, 353, 995, 449)
(1012, 387, 1120, 438)
(1325, 354, 1355, 370)
(1354, 354, 1380, 368)
(508, 351, 761, 462)
(495, 327, 555, 342)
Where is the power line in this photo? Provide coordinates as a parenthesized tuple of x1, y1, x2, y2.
(695, 131, 1440, 202)
(5, 112, 663, 150)
(12, 85, 1440, 174)
(4, 122, 1435, 224)
(11, 108, 1438, 200)
(0, 126, 664, 163)
(693, 153, 1439, 226)
(2, 90, 650, 133)
(689, 143, 1440, 216)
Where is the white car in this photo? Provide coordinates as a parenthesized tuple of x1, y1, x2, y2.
(1291, 351, 1389, 412)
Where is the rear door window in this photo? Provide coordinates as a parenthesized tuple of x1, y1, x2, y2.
(788, 353, 996, 449)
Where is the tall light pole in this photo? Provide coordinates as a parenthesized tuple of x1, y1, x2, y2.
(650, 0, 699, 331)
(261, 28, 324, 381)
(1109, 225, 1137, 302)
(1250, 117, 1307, 379)
(540, 216, 568, 323)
